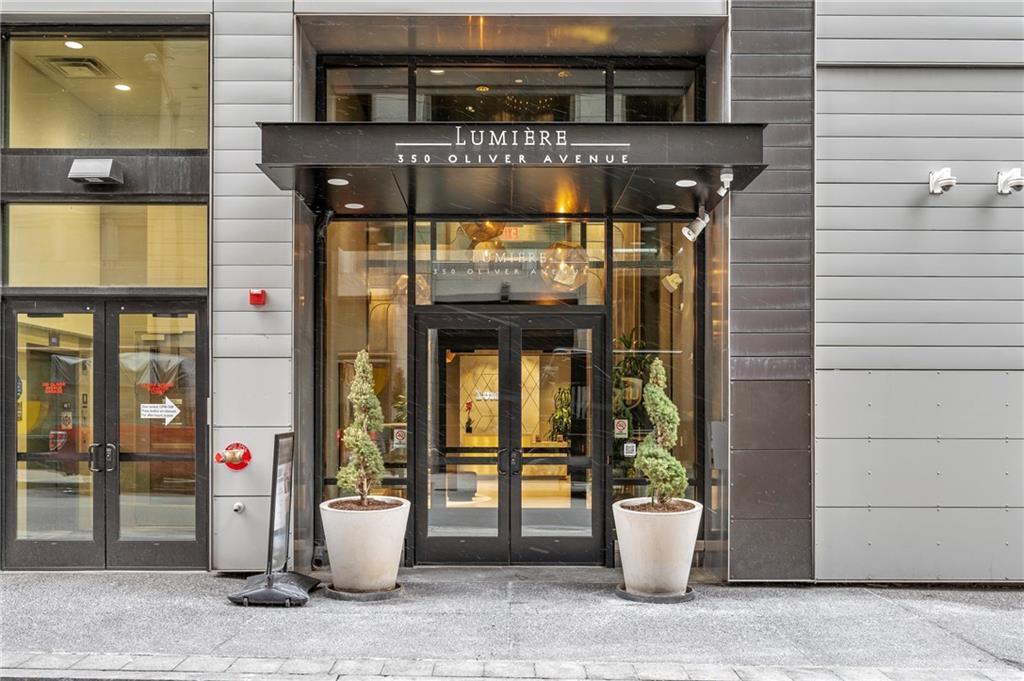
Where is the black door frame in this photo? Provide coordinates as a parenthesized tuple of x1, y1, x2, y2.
(412, 305, 608, 565)
(1, 294, 209, 569)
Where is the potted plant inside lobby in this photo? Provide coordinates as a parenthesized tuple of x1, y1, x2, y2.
(612, 358, 703, 601)
(320, 350, 410, 598)
(548, 386, 572, 442)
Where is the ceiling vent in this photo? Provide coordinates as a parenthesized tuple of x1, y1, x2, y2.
(38, 56, 117, 79)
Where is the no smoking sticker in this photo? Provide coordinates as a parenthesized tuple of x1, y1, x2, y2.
(393, 428, 407, 449)
(613, 419, 629, 439)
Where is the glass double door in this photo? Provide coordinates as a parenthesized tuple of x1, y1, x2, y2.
(2, 299, 207, 569)
(414, 310, 606, 564)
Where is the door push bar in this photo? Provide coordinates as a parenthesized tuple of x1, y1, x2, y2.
(86, 443, 119, 473)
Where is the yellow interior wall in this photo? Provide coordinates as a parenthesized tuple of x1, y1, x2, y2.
(8, 53, 99, 147)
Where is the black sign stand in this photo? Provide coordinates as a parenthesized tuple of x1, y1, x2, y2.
(228, 432, 320, 606)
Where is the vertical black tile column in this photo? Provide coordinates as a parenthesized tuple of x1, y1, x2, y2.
(728, 0, 815, 580)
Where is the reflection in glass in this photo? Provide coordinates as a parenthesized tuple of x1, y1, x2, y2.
(118, 313, 197, 540)
(327, 68, 408, 122)
(15, 313, 95, 540)
(613, 70, 696, 122)
(7, 36, 208, 149)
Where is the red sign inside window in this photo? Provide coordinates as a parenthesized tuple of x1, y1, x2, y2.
(143, 382, 175, 396)
(42, 381, 66, 395)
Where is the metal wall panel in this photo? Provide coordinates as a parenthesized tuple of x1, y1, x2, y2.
(212, 358, 292, 427)
(212, 334, 292, 357)
(211, 427, 280, 497)
(730, 519, 813, 580)
(816, 277, 1024, 301)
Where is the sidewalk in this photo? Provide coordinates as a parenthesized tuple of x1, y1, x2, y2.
(1, 568, 1021, 681)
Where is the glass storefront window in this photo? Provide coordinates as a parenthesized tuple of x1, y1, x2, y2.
(415, 67, 605, 122)
(5, 204, 207, 287)
(613, 70, 697, 122)
(6, 36, 208, 149)
(326, 67, 409, 122)
(323, 221, 409, 502)
(415, 220, 605, 305)
(612, 222, 698, 491)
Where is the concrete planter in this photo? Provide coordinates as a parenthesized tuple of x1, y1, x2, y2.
(613, 498, 703, 597)
(319, 496, 410, 594)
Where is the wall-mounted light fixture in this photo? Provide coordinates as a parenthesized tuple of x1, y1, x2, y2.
(682, 212, 710, 242)
(928, 167, 957, 194)
(717, 171, 734, 197)
(996, 168, 1023, 195)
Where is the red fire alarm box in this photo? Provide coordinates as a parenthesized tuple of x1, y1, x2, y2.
(248, 288, 267, 306)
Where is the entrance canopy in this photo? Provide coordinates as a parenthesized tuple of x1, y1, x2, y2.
(257, 122, 765, 218)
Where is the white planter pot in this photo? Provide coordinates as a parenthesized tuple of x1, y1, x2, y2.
(319, 496, 410, 593)
(613, 498, 703, 597)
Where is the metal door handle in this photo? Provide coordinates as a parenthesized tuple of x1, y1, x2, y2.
(87, 443, 101, 473)
(104, 443, 118, 472)
(510, 449, 522, 476)
(496, 448, 508, 476)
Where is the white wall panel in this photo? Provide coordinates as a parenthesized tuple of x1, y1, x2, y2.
(212, 150, 263, 174)
(214, 81, 292, 104)
(816, 207, 1024, 231)
(211, 427, 281, 497)
(213, 11, 293, 34)
(816, 277, 1024, 300)
(816, 230, 1024, 254)
(214, 58, 294, 81)
(817, 92, 1024, 116)
(212, 311, 292, 335)
(213, 288, 293, 311)
(818, 40, 1024, 66)
(816, 137, 1024, 160)
(213, 242, 292, 265)
(818, 114, 1024, 138)
(213, 265, 293, 288)
(819, 67, 1024, 91)
(819, 1, 1024, 17)
(213, 334, 292, 357)
(816, 254, 1024, 277)
(816, 322, 1024, 347)
(816, 300, 1024, 323)
(818, 16, 1024, 41)
(213, 35, 292, 58)
(212, 358, 292, 427)
(815, 347, 1024, 370)
(213, 218, 292, 242)
(0, 0, 212, 9)
(213, 172, 285, 196)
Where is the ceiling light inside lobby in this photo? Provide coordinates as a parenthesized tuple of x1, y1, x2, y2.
(429, 69, 445, 75)
(64, 40, 84, 49)
(344, 202, 364, 210)
(656, 203, 676, 211)
(476, 85, 490, 92)
(675, 179, 697, 188)
(327, 178, 349, 186)
(114, 83, 131, 92)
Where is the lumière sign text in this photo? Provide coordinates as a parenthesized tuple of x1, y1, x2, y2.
(396, 125, 630, 166)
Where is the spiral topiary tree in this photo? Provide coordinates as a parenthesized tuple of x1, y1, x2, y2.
(337, 349, 385, 506)
(634, 357, 689, 506)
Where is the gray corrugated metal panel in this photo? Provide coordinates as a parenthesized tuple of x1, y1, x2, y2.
(732, 380, 811, 448)
(732, 31, 813, 56)
(213, 10, 293, 35)
(732, 8, 814, 31)
(212, 241, 292, 265)
(730, 519, 813, 580)
(816, 438, 1024, 508)
(816, 253, 1024, 278)
(817, 136, 1024, 160)
(212, 311, 293, 335)
(816, 160, 1023, 184)
(732, 77, 813, 101)
(765, 147, 814, 170)
(213, 264, 293, 288)
(817, 15, 1024, 40)
(741, 170, 814, 193)
(0, 0, 211, 9)
(732, 240, 812, 264)
(816, 230, 1024, 255)
(213, 149, 263, 174)
(764, 124, 814, 147)
(213, 126, 262, 150)
(733, 286, 812, 310)
(818, 1, 1024, 17)
(817, 39, 1024, 66)
(213, 218, 292, 242)
(732, 193, 814, 217)
(818, 114, 1024, 138)
(816, 276, 1024, 301)
(733, 309, 812, 333)
(214, 81, 292, 105)
(817, 347, 1024, 371)
(817, 91, 1024, 116)
(213, 171, 284, 196)
(214, 58, 294, 82)
(814, 508, 1023, 581)
(214, 103, 292, 126)
(816, 300, 1024, 323)
(733, 54, 813, 77)
(817, 67, 1024, 92)
(816, 206, 1024, 230)
(733, 264, 812, 287)
(814, 370, 1024, 438)
(816, 322, 1024, 347)
(212, 358, 291, 426)
(731, 333, 812, 357)
(213, 34, 292, 58)
(733, 101, 813, 124)
(732, 450, 812, 519)
(732, 216, 815, 239)
(213, 196, 291, 219)
(818, 185, 1024, 208)
(213, 287, 292, 311)
(294, 0, 728, 14)
(212, 333, 292, 358)
(731, 357, 813, 380)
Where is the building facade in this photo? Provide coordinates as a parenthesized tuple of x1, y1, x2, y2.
(0, 0, 1020, 582)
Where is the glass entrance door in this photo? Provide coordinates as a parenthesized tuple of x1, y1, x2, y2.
(2, 300, 208, 569)
(414, 310, 605, 564)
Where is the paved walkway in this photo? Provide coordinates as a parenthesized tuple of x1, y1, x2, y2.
(1, 568, 1021, 681)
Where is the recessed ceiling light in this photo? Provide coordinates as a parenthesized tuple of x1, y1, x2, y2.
(64, 40, 84, 49)
(514, 78, 524, 84)
(656, 203, 676, 211)
(327, 178, 349, 186)
(114, 83, 131, 92)
(429, 68, 445, 75)
(344, 202, 364, 210)
(675, 179, 697, 188)
(557, 70, 571, 78)
(475, 85, 490, 93)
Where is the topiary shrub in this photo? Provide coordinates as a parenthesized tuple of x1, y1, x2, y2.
(337, 349, 386, 506)
(634, 357, 689, 505)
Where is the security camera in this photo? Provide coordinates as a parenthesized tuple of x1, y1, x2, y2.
(682, 212, 710, 242)
(997, 168, 1024, 195)
(717, 172, 734, 197)
(929, 167, 957, 195)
